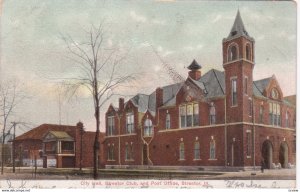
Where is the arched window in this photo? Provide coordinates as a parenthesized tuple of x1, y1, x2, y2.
(209, 102, 216, 124)
(107, 144, 114, 160)
(194, 141, 200, 160)
(228, 45, 238, 62)
(125, 143, 133, 160)
(210, 139, 216, 159)
(144, 118, 153, 136)
(179, 142, 185, 160)
(166, 113, 170, 129)
(246, 44, 251, 61)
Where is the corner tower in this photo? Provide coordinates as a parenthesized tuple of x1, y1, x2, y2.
(223, 10, 255, 123)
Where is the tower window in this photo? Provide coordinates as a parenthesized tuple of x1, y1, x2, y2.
(244, 77, 248, 95)
(231, 78, 237, 106)
(228, 45, 238, 62)
(246, 44, 251, 61)
(248, 99, 253, 117)
(246, 131, 251, 157)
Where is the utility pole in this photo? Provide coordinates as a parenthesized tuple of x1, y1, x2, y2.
(12, 122, 16, 173)
(77, 122, 84, 171)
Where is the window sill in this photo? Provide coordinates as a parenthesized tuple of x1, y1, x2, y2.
(208, 159, 217, 161)
(107, 160, 116, 162)
(231, 105, 238, 108)
(180, 125, 200, 129)
(143, 135, 153, 138)
(246, 156, 251, 159)
(193, 159, 201, 161)
(125, 159, 134, 162)
(179, 159, 185, 161)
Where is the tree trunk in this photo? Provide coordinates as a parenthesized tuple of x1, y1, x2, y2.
(1, 131, 4, 175)
(93, 105, 100, 179)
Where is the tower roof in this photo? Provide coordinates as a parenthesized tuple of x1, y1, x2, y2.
(187, 59, 202, 70)
(227, 10, 250, 39)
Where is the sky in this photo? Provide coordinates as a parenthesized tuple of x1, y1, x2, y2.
(0, 0, 297, 133)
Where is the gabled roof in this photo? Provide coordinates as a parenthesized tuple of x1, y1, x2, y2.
(198, 69, 225, 98)
(129, 94, 150, 113)
(187, 59, 202, 70)
(44, 131, 74, 141)
(15, 124, 76, 141)
(253, 77, 272, 95)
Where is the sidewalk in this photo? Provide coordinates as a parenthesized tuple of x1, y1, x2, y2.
(0, 167, 295, 180)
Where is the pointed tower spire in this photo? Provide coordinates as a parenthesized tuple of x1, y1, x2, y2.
(227, 10, 250, 39)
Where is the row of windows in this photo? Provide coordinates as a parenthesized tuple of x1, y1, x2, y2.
(107, 143, 134, 161)
(179, 140, 216, 160)
(107, 101, 293, 136)
(107, 103, 217, 136)
(107, 140, 217, 161)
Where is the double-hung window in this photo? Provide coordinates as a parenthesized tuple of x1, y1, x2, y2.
(126, 113, 134, 134)
(107, 116, 115, 136)
(180, 103, 199, 128)
(194, 142, 200, 160)
(269, 103, 281, 126)
(166, 113, 170, 129)
(231, 78, 237, 106)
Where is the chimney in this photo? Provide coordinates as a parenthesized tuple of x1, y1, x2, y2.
(156, 87, 163, 109)
(187, 59, 202, 81)
(119, 98, 124, 112)
(188, 70, 201, 81)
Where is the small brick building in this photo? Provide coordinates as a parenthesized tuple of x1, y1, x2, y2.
(14, 123, 104, 168)
(103, 11, 296, 170)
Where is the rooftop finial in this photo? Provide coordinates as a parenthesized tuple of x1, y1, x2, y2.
(187, 59, 202, 71)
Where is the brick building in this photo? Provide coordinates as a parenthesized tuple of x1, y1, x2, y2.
(14, 123, 104, 168)
(103, 11, 296, 170)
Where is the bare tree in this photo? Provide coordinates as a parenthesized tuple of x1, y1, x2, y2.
(61, 23, 135, 179)
(0, 79, 27, 174)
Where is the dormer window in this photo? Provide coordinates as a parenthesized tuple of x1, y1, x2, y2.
(144, 118, 153, 136)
